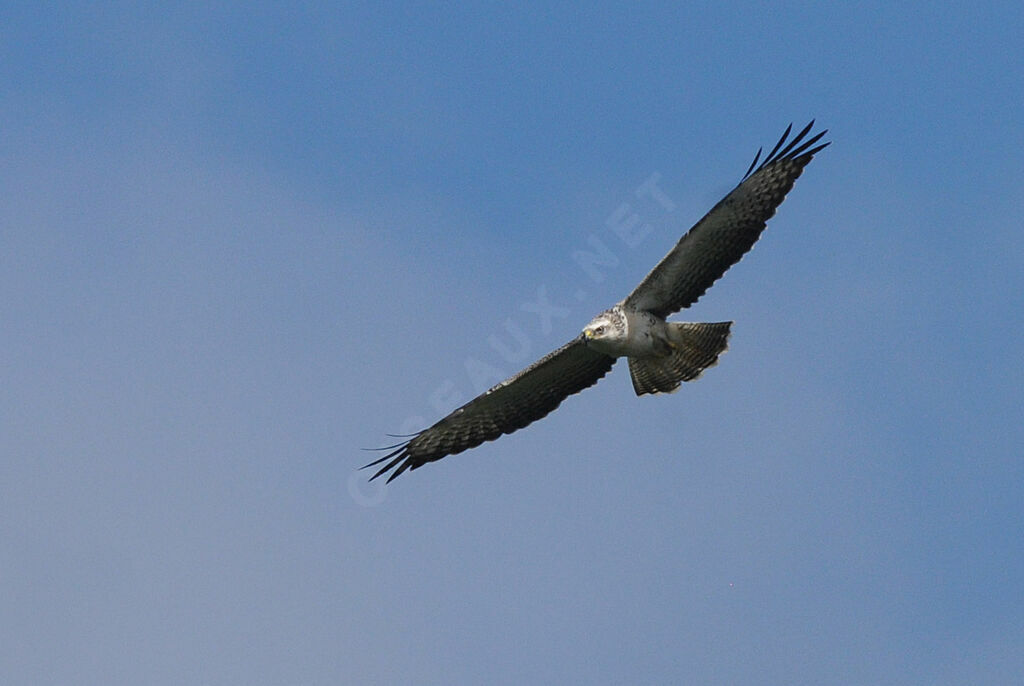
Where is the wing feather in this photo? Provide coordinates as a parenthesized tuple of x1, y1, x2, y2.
(363, 337, 615, 482)
(623, 122, 829, 318)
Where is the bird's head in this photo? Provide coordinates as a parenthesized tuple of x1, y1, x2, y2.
(582, 310, 622, 346)
(583, 320, 609, 342)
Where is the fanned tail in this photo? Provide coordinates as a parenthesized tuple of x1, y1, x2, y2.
(628, 321, 732, 396)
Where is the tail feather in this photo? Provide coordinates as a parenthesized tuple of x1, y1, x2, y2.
(628, 321, 732, 396)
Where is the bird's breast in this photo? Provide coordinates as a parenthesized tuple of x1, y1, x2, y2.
(622, 310, 671, 357)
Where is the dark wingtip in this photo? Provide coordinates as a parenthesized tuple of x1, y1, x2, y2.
(774, 120, 815, 160)
(363, 443, 411, 481)
(360, 432, 422, 482)
(360, 427, 427, 480)
(785, 126, 827, 159)
(742, 147, 763, 181)
(384, 460, 414, 483)
(361, 439, 411, 452)
(802, 138, 831, 159)
(745, 120, 830, 178)
(361, 440, 410, 469)
(763, 122, 793, 164)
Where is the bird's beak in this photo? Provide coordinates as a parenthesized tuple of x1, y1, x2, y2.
(583, 328, 593, 340)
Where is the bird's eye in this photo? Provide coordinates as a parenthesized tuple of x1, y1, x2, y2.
(596, 326, 605, 334)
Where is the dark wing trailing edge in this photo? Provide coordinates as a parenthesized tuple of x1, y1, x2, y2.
(363, 337, 616, 482)
(623, 121, 829, 318)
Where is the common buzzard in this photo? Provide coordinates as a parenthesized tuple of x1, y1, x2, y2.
(364, 122, 829, 482)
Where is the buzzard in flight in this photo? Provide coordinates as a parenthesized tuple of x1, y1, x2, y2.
(365, 122, 829, 482)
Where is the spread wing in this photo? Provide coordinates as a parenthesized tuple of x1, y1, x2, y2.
(623, 122, 829, 318)
(363, 337, 616, 482)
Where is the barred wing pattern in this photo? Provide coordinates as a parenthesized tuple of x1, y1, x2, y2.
(364, 337, 615, 482)
(624, 122, 829, 318)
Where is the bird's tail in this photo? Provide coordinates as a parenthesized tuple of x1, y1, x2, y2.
(627, 321, 732, 396)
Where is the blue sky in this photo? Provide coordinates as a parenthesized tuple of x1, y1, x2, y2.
(2, 3, 1022, 684)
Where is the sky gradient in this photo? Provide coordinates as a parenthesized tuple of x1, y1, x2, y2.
(3, 3, 1023, 684)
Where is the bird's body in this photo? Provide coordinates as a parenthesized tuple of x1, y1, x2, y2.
(364, 122, 829, 482)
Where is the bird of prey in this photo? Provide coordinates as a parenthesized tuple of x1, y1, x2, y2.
(364, 122, 829, 482)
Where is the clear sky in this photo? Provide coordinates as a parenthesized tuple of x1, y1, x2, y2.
(3, 3, 1023, 684)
